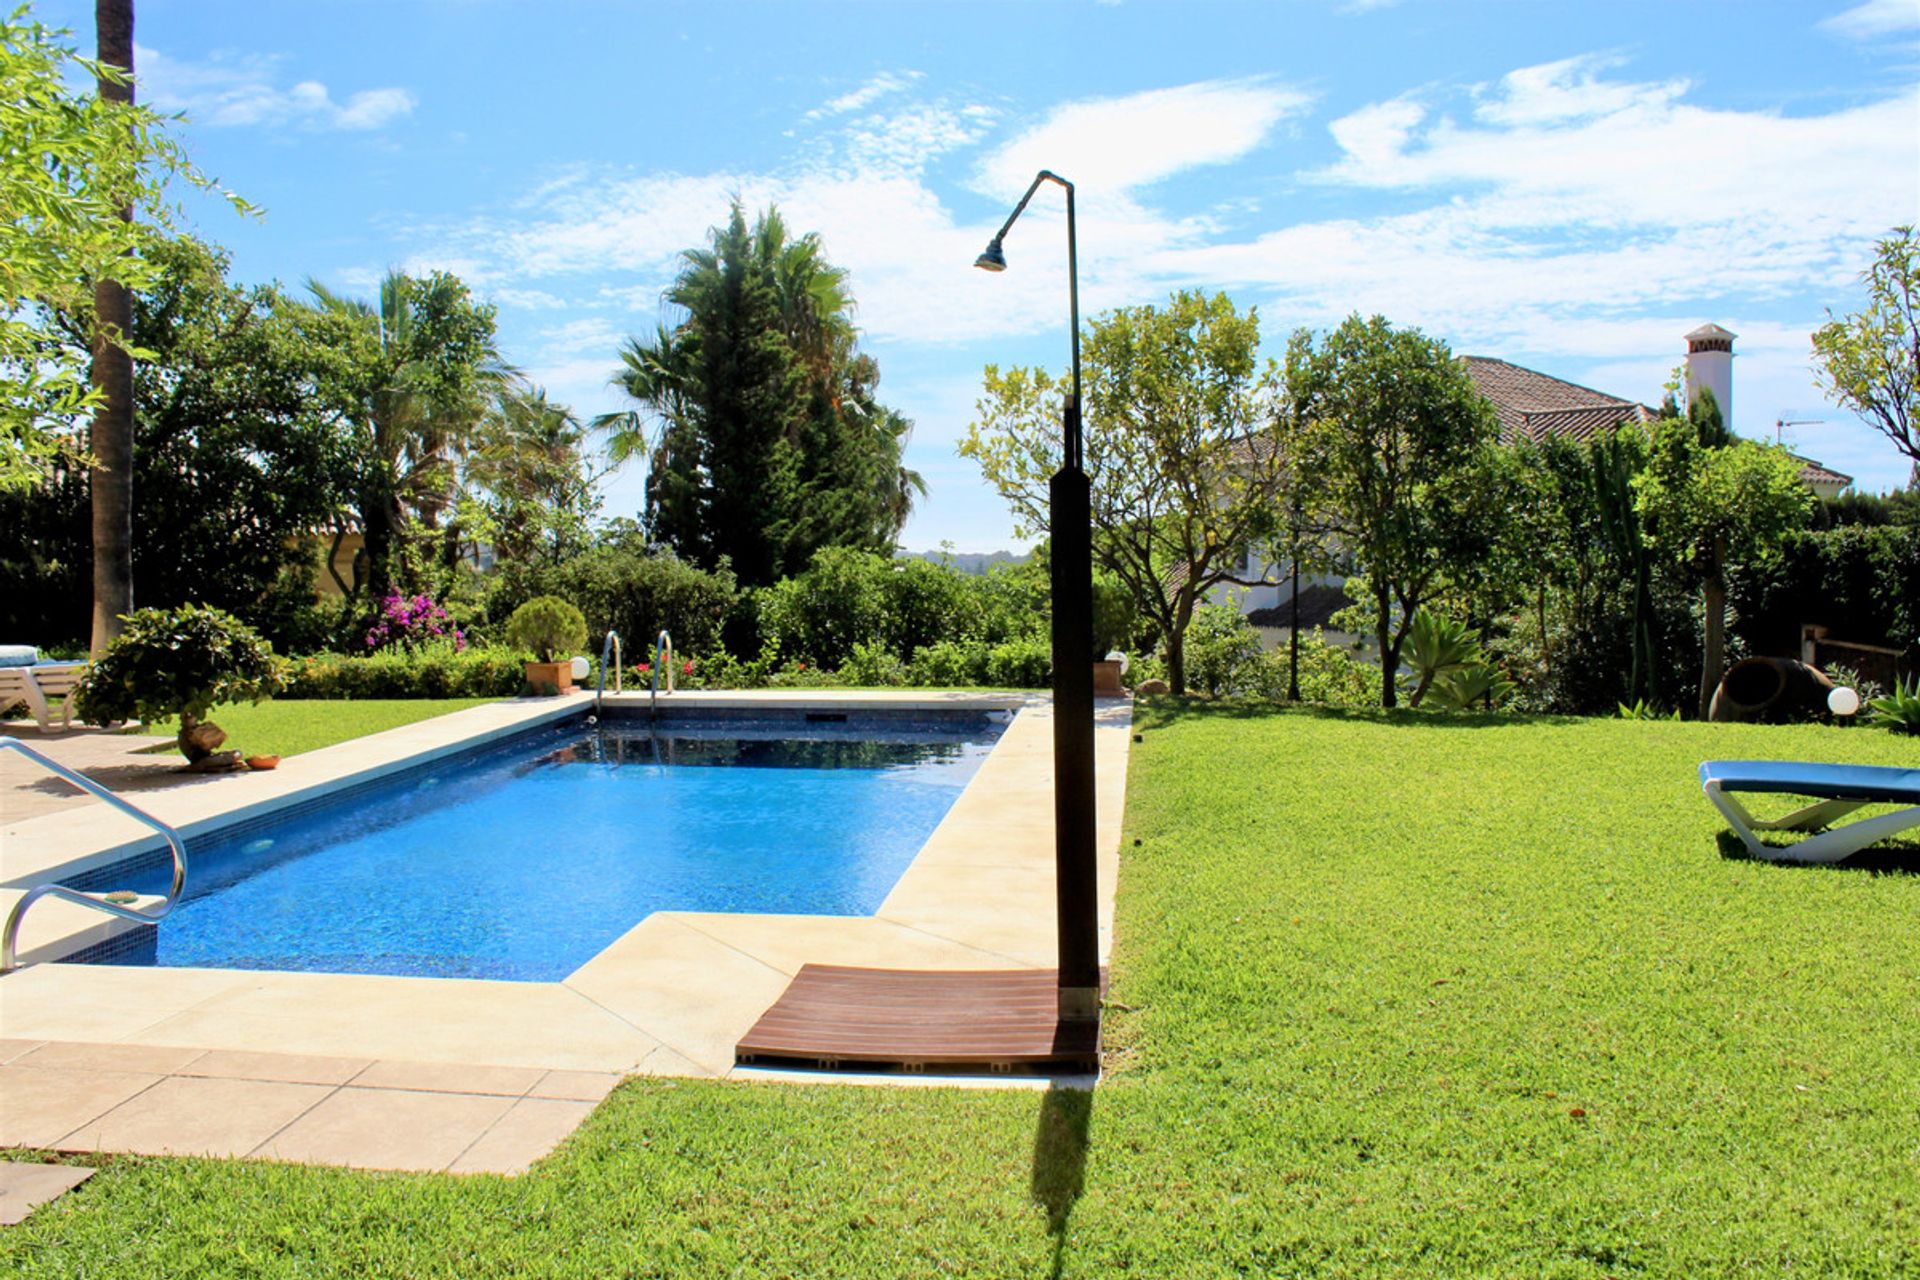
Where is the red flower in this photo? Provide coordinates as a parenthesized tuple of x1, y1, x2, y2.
(682, 660, 693, 675)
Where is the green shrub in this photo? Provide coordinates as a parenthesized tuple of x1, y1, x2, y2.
(1733, 524, 1920, 658)
(910, 638, 992, 687)
(279, 644, 532, 699)
(839, 640, 906, 687)
(759, 547, 1049, 669)
(72, 604, 285, 758)
(1185, 604, 1266, 698)
(986, 633, 1051, 688)
(1289, 629, 1379, 708)
(504, 596, 586, 663)
(495, 545, 737, 658)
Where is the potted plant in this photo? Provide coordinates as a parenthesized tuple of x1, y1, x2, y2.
(506, 596, 588, 695)
(71, 604, 286, 769)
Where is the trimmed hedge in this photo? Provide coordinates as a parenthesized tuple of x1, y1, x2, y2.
(281, 647, 533, 699)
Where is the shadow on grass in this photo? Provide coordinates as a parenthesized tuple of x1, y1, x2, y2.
(1715, 830, 1920, 877)
(1030, 1085, 1092, 1280)
(1132, 697, 1582, 731)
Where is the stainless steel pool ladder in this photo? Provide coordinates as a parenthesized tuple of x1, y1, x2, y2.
(652, 630, 674, 717)
(0, 736, 188, 973)
(595, 630, 622, 715)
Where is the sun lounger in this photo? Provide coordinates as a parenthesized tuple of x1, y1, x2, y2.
(0, 659, 86, 732)
(1699, 760, 1920, 864)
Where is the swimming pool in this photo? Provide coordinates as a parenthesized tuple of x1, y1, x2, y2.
(79, 710, 1004, 982)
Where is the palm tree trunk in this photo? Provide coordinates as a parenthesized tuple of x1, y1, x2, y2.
(88, 0, 135, 654)
(1697, 533, 1729, 720)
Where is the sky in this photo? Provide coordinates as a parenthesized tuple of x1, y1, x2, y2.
(37, 0, 1920, 551)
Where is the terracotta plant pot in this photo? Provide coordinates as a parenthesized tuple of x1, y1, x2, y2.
(524, 660, 575, 696)
(246, 754, 280, 771)
(1093, 659, 1126, 695)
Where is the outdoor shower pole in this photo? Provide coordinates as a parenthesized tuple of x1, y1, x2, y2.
(975, 170, 1100, 1022)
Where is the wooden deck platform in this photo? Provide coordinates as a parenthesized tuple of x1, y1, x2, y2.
(735, 965, 1101, 1074)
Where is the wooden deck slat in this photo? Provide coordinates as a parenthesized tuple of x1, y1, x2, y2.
(735, 965, 1101, 1073)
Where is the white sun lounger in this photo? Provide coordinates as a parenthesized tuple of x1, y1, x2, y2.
(0, 661, 86, 732)
(1700, 760, 1920, 864)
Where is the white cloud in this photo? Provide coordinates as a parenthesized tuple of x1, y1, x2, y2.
(136, 45, 415, 130)
(976, 78, 1312, 199)
(1820, 0, 1920, 39)
(803, 70, 923, 123)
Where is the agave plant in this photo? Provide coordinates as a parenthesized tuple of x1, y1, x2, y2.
(1864, 676, 1920, 736)
(1431, 663, 1517, 712)
(1404, 609, 1482, 708)
(1616, 698, 1680, 721)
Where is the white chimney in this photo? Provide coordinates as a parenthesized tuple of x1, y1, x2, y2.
(1684, 323, 1735, 427)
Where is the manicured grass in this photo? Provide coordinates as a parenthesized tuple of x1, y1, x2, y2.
(137, 698, 495, 759)
(6, 707, 1917, 1276)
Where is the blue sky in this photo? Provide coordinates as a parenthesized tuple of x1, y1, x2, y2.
(39, 0, 1920, 550)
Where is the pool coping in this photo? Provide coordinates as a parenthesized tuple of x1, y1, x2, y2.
(0, 690, 1133, 1162)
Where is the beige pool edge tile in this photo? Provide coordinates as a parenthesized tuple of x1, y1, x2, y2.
(57, 1075, 335, 1160)
(447, 1097, 597, 1175)
(252, 1087, 517, 1173)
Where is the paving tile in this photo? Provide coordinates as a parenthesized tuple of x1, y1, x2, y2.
(351, 1061, 544, 1096)
(181, 1049, 372, 1086)
(447, 1098, 596, 1175)
(565, 915, 790, 1074)
(527, 1070, 623, 1102)
(0, 1162, 95, 1226)
(668, 913, 1027, 978)
(255, 1087, 516, 1172)
(0, 1065, 159, 1148)
(0, 1039, 46, 1065)
(15, 1041, 206, 1075)
(59, 1076, 333, 1159)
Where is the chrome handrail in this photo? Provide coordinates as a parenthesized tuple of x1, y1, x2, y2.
(595, 630, 622, 715)
(0, 736, 188, 972)
(652, 630, 673, 717)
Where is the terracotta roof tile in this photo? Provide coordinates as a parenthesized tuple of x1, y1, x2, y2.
(1462, 356, 1655, 444)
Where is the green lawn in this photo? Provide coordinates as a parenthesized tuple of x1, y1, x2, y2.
(136, 698, 495, 759)
(7, 706, 1917, 1277)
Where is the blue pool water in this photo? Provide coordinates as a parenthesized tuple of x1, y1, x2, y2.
(104, 713, 1002, 982)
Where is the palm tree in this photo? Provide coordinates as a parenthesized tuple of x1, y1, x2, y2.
(468, 382, 593, 564)
(88, 0, 135, 652)
(304, 270, 507, 601)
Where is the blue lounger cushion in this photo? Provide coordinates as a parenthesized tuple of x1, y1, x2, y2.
(0, 645, 36, 667)
(1698, 760, 1920, 805)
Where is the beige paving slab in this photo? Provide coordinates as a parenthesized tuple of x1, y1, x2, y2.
(180, 1049, 372, 1086)
(448, 1097, 597, 1175)
(0, 1065, 159, 1148)
(527, 1070, 623, 1102)
(351, 1060, 545, 1097)
(0, 1039, 46, 1065)
(633, 1043, 712, 1078)
(0, 1161, 96, 1225)
(567, 915, 790, 1075)
(255, 1087, 517, 1172)
(58, 1075, 333, 1159)
(666, 912, 1037, 976)
(15, 1041, 205, 1075)
(0, 963, 260, 1043)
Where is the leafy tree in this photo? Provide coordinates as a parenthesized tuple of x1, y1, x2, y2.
(299, 270, 506, 603)
(0, 7, 242, 491)
(603, 204, 922, 585)
(962, 291, 1286, 694)
(1812, 226, 1919, 473)
(1634, 409, 1813, 718)
(1283, 314, 1505, 707)
(72, 603, 284, 761)
(0, 237, 352, 649)
(463, 382, 599, 569)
